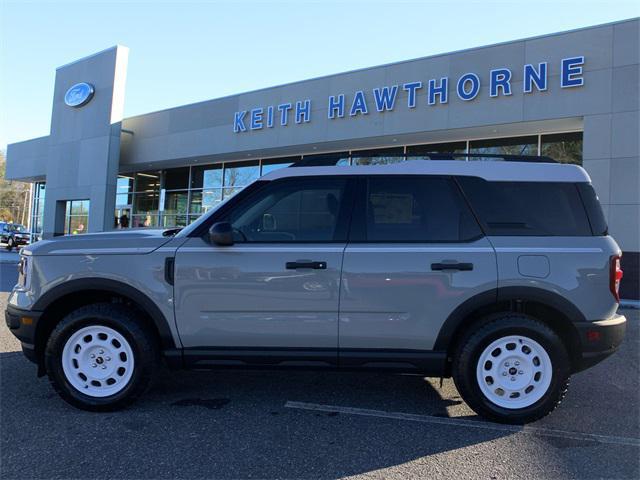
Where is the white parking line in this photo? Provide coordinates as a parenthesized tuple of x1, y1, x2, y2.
(285, 401, 640, 447)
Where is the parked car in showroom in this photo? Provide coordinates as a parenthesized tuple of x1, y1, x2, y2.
(1, 222, 30, 251)
(4, 155, 626, 424)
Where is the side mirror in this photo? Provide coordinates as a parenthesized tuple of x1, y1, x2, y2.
(208, 222, 234, 246)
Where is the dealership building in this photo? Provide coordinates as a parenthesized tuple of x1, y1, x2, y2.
(5, 18, 639, 299)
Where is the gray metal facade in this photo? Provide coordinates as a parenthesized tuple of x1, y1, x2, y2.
(5, 19, 639, 297)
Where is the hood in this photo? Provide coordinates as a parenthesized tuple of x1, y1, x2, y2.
(24, 229, 175, 256)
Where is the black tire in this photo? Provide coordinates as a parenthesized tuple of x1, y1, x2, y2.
(44, 303, 158, 411)
(452, 313, 571, 424)
(6, 239, 13, 251)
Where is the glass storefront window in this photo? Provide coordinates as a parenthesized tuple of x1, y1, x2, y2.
(302, 152, 350, 166)
(116, 176, 133, 206)
(36, 182, 45, 200)
(406, 141, 467, 159)
(163, 167, 190, 190)
(114, 132, 584, 231)
(64, 200, 89, 235)
(163, 190, 188, 215)
(189, 189, 223, 216)
(69, 199, 89, 215)
(30, 182, 46, 241)
(352, 147, 405, 165)
(191, 165, 223, 189)
(133, 191, 159, 215)
(224, 161, 260, 188)
(261, 156, 299, 175)
(131, 214, 158, 228)
(134, 171, 161, 192)
(469, 136, 538, 160)
(223, 187, 244, 200)
(32, 215, 43, 235)
(161, 215, 188, 228)
(541, 132, 583, 165)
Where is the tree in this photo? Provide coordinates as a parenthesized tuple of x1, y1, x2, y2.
(0, 150, 31, 225)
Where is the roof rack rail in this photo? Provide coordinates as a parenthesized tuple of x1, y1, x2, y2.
(290, 152, 558, 167)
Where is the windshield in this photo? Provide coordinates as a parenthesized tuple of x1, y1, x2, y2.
(9, 225, 26, 232)
(175, 180, 269, 238)
(175, 196, 231, 238)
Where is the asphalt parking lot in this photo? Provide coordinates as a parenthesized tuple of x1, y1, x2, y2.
(0, 287, 638, 479)
(0, 251, 20, 292)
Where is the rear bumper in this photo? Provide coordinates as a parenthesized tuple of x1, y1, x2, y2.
(573, 313, 626, 371)
(4, 304, 42, 364)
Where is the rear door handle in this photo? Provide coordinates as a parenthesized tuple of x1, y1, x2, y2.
(431, 262, 474, 271)
(286, 261, 327, 270)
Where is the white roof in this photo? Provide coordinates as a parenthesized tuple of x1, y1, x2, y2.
(262, 160, 591, 183)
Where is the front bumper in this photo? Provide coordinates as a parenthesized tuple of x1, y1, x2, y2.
(573, 313, 626, 371)
(4, 304, 42, 364)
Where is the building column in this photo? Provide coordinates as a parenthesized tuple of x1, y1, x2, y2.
(42, 46, 129, 238)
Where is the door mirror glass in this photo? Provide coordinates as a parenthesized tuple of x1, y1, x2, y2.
(209, 222, 234, 246)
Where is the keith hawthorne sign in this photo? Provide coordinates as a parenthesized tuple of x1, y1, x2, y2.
(233, 56, 585, 133)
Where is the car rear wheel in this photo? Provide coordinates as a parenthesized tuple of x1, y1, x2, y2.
(452, 313, 571, 424)
(45, 303, 158, 411)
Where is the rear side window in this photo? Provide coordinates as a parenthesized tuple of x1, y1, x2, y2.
(577, 183, 608, 235)
(362, 176, 482, 242)
(457, 177, 593, 236)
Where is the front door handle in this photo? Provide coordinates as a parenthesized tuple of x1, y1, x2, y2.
(286, 261, 327, 270)
(431, 262, 474, 271)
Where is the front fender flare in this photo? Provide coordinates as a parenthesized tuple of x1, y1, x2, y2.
(33, 277, 177, 350)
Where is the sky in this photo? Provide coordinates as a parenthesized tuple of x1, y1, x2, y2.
(1, 0, 638, 150)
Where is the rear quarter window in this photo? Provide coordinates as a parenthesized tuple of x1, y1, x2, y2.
(576, 183, 608, 235)
(457, 177, 593, 236)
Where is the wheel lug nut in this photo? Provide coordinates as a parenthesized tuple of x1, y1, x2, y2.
(502, 372, 507, 376)
(106, 357, 111, 361)
(515, 361, 520, 366)
(99, 349, 104, 354)
(101, 365, 107, 370)
(90, 354, 95, 359)
(91, 363, 97, 368)
(510, 376, 516, 381)
(518, 370, 524, 375)
(505, 362, 510, 367)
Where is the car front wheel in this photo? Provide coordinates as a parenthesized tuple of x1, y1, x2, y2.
(452, 313, 571, 424)
(45, 303, 158, 411)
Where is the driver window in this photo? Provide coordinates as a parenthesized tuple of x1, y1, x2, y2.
(226, 178, 346, 242)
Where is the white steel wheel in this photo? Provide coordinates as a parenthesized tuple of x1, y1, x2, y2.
(61, 325, 135, 398)
(475, 335, 553, 409)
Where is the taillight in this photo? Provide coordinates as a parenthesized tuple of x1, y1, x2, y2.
(610, 255, 623, 302)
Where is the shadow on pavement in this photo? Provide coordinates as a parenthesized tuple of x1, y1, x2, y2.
(1, 311, 638, 479)
(1, 353, 513, 479)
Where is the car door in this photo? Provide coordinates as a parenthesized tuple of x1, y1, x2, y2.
(338, 175, 497, 369)
(173, 176, 355, 367)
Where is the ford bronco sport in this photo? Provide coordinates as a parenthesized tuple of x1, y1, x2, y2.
(5, 157, 626, 424)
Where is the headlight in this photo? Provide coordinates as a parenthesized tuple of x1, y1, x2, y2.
(17, 255, 32, 289)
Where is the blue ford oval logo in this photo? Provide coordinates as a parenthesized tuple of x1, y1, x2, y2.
(64, 82, 95, 108)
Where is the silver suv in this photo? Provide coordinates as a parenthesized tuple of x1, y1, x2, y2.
(5, 159, 627, 424)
